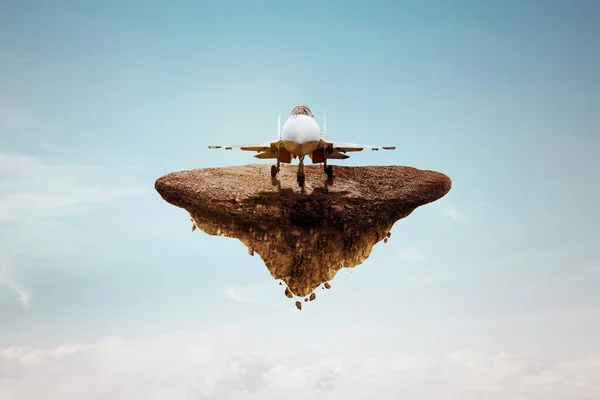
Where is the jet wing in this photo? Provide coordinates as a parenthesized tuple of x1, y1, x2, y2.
(321, 140, 396, 153)
(208, 140, 282, 152)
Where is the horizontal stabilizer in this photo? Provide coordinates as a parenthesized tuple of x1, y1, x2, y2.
(254, 151, 278, 159)
(328, 151, 350, 159)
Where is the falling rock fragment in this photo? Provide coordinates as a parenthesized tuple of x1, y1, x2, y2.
(295, 301, 302, 310)
(155, 164, 451, 298)
(309, 293, 316, 301)
(324, 283, 331, 290)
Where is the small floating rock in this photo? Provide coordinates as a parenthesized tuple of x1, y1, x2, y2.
(295, 301, 302, 310)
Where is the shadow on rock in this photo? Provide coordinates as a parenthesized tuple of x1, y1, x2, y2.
(155, 164, 451, 300)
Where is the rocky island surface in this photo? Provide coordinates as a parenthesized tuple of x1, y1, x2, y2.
(155, 164, 451, 305)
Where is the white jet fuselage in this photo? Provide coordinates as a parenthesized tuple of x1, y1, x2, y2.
(281, 114, 321, 156)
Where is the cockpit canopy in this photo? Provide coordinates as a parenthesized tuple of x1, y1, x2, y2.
(290, 104, 314, 117)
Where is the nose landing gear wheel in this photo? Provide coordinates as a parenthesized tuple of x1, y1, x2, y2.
(297, 155, 306, 188)
(271, 165, 279, 178)
(325, 165, 333, 180)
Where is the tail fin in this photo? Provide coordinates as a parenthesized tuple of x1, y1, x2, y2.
(277, 112, 281, 139)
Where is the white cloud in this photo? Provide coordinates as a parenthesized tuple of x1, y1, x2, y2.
(0, 260, 30, 309)
(0, 151, 138, 308)
(399, 247, 424, 263)
(445, 206, 464, 222)
(0, 153, 128, 223)
(0, 332, 598, 400)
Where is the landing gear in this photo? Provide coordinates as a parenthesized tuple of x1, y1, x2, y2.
(297, 156, 305, 188)
(323, 153, 333, 180)
(271, 160, 280, 178)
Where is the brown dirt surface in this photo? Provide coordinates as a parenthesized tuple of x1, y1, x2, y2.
(155, 164, 451, 299)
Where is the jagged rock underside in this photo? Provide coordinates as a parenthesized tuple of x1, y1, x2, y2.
(155, 164, 451, 301)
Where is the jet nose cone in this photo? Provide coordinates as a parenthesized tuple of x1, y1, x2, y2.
(283, 139, 320, 156)
(281, 114, 321, 156)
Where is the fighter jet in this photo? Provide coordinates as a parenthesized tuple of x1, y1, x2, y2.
(208, 104, 396, 187)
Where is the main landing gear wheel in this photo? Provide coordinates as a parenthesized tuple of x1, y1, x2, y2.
(325, 165, 333, 180)
(271, 165, 279, 178)
(297, 173, 305, 187)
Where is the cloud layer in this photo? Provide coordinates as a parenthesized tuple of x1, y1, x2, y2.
(0, 332, 598, 400)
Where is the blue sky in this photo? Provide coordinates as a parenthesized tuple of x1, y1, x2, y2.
(1, 0, 599, 398)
